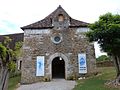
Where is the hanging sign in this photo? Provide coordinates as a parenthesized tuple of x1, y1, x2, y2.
(36, 56, 45, 76)
(78, 53, 87, 73)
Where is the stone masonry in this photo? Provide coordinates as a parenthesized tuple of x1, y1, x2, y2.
(21, 5, 96, 84)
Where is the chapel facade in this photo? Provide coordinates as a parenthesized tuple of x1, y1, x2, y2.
(21, 5, 96, 84)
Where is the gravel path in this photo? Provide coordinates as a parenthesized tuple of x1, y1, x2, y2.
(16, 79, 76, 90)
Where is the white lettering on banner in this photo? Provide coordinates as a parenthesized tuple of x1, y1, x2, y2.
(36, 56, 45, 76)
(78, 53, 87, 74)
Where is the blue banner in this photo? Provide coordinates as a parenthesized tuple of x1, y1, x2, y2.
(36, 56, 45, 76)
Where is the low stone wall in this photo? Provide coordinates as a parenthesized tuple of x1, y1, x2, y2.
(97, 61, 114, 67)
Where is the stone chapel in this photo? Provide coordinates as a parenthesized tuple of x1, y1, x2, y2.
(21, 5, 96, 84)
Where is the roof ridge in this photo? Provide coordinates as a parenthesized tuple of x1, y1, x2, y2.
(45, 5, 70, 19)
(21, 6, 89, 30)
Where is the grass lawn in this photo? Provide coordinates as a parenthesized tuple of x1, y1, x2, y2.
(73, 67, 119, 90)
(8, 67, 119, 90)
(8, 75, 21, 90)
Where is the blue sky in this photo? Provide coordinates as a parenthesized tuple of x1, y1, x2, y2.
(0, 0, 120, 57)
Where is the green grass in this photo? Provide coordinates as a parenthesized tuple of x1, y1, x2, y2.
(8, 75, 20, 90)
(73, 67, 119, 90)
(8, 67, 119, 90)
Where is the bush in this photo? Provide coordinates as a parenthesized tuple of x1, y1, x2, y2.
(96, 55, 110, 62)
(9, 70, 21, 78)
(8, 61, 16, 72)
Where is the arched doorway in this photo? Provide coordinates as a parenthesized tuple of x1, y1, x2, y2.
(52, 57, 65, 78)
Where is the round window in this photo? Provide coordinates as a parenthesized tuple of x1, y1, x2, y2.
(54, 36, 61, 42)
(51, 35, 62, 44)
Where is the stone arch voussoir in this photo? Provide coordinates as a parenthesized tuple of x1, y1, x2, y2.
(48, 53, 68, 80)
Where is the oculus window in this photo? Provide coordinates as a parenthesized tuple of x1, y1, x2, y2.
(51, 34, 62, 44)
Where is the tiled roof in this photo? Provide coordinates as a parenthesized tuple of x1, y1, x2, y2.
(0, 33, 24, 49)
(21, 5, 89, 30)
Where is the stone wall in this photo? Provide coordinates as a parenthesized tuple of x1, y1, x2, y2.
(21, 27, 96, 84)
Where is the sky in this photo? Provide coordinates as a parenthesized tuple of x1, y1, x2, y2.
(0, 0, 120, 57)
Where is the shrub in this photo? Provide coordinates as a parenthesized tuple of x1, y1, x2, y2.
(9, 70, 21, 78)
(96, 55, 110, 62)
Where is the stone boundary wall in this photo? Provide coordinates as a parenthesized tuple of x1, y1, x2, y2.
(97, 61, 114, 67)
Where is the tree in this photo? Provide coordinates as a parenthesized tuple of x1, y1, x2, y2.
(0, 36, 22, 90)
(86, 13, 120, 85)
(0, 36, 13, 90)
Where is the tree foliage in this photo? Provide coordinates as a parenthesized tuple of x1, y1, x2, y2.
(0, 44, 7, 62)
(87, 13, 120, 55)
(0, 36, 15, 67)
(14, 41, 23, 57)
(96, 55, 110, 62)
